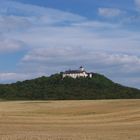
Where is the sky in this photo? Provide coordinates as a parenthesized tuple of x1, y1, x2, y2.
(0, 0, 140, 88)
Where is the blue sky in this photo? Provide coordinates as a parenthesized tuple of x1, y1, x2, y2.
(0, 0, 140, 88)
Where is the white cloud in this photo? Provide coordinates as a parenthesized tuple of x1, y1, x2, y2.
(0, 0, 140, 88)
(72, 21, 118, 29)
(0, 38, 24, 53)
(0, 72, 46, 83)
(98, 8, 123, 17)
(21, 47, 140, 74)
(0, 0, 86, 23)
(0, 73, 29, 83)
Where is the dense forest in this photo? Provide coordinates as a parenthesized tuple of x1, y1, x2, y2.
(0, 73, 140, 100)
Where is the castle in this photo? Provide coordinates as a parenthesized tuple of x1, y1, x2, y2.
(62, 66, 93, 79)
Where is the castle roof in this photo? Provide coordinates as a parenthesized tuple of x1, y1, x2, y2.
(64, 70, 86, 74)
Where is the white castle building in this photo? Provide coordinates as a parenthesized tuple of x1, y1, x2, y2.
(62, 66, 93, 79)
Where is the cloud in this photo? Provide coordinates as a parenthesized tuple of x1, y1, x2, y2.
(0, 72, 45, 83)
(98, 8, 124, 17)
(21, 47, 140, 76)
(0, 38, 24, 53)
(0, 73, 29, 83)
(0, 15, 31, 32)
(112, 76, 140, 89)
(135, 0, 140, 7)
(72, 21, 119, 29)
(0, 0, 140, 88)
(0, 0, 86, 23)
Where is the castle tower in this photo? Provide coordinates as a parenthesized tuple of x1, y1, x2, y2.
(79, 66, 84, 71)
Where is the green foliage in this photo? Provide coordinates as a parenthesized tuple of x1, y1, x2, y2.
(0, 73, 140, 100)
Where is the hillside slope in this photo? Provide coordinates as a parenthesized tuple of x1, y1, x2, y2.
(0, 73, 140, 100)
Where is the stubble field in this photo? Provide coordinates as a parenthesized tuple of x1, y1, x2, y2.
(0, 99, 140, 140)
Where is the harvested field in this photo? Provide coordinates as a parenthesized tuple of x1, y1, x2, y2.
(0, 100, 140, 140)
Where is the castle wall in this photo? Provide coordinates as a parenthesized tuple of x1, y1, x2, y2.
(63, 72, 88, 79)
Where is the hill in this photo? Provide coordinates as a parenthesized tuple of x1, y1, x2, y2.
(0, 73, 140, 100)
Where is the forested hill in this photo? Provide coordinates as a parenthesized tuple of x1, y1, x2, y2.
(0, 73, 140, 100)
